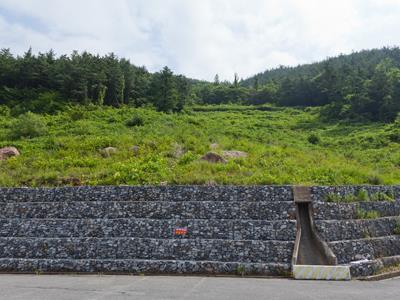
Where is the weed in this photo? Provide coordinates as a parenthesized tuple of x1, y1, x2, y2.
(343, 193, 357, 202)
(326, 193, 342, 203)
(236, 264, 246, 277)
(125, 115, 144, 127)
(394, 219, 400, 235)
(376, 263, 400, 275)
(370, 191, 395, 202)
(9, 112, 47, 139)
(367, 174, 384, 185)
(307, 133, 321, 145)
(356, 208, 380, 219)
(356, 189, 370, 201)
(362, 230, 371, 239)
(326, 189, 394, 203)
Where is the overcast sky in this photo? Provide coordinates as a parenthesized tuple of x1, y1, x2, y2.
(1, 0, 400, 81)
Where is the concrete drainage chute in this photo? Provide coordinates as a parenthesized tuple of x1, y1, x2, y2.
(291, 186, 351, 280)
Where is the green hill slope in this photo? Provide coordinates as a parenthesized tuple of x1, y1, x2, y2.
(0, 105, 398, 186)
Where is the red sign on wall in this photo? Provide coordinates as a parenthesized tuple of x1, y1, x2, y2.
(174, 227, 188, 236)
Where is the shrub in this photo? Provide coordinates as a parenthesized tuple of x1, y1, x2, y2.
(326, 192, 357, 203)
(367, 174, 383, 185)
(356, 208, 380, 219)
(31, 91, 64, 114)
(370, 191, 395, 202)
(178, 151, 197, 165)
(0, 105, 10, 117)
(326, 192, 341, 203)
(9, 112, 48, 139)
(68, 106, 86, 121)
(307, 133, 320, 145)
(343, 193, 357, 202)
(388, 130, 400, 143)
(365, 210, 380, 219)
(394, 219, 400, 235)
(327, 190, 394, 203)
(125, 115, 144, 127)
(356, 189, 370, 201)
(236, 264, 246, 277)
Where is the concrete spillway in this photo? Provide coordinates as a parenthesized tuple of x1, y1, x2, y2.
(292, 187, 350, 280)
(296, 203, 332, 265)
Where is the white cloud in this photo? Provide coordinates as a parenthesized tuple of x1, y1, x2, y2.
(0, 0, 400, 81)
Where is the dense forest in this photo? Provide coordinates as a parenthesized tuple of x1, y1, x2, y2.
(200, 47, 400, 122)
(0, 48, 191, 114)
(0, 47, 400, 122)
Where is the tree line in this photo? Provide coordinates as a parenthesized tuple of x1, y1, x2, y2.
(0, 47, 399, 122)
(0, 48, 191, 113)
(242, 47, 400, 122)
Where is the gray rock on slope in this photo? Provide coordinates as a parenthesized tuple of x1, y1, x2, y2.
(201, 152, 227, 163)
(0, 147, 20, 161)
(222, 150, 248, 159)
(100, 147, 117, 157)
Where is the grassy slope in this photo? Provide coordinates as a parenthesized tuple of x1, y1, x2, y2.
(0, 105, 399, 186)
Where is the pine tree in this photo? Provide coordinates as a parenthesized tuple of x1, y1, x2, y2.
(151, 66, 178, 112)
(254, 76, 259, 91)
(233, 73, 239, 88)
(214, 74, 220, 85)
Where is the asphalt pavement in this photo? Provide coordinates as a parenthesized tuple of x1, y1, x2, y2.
(0, 274, 399, 300)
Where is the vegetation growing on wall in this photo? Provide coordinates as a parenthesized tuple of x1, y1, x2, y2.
(326, 189, 395, 203)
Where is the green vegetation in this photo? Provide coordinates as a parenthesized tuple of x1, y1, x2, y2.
(0, 47, 400, 187)
(9, 112, 48, 139)
(0, 105, 399, 187)
(394, 219, 400, 235)
(125, 115, 144, 127)
(370, 191, 395, 201)
(356, 209, 381, 219)
(357, 189, 370, 201)
(242, 47, 400, 122)
(307, 133, 321, 145)
(376, 263, 400, 275)
(326, 188, 395, 203)
(1, 47, 400, 122)
(235, 264, 246, 277)
(0, 49, 190, 113)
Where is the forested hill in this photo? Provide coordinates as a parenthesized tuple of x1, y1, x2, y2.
(199, 47, 400, 122)
(0, 47, 400, 122)
(242, 48, 400, 87)
(0, 48, 192, 114)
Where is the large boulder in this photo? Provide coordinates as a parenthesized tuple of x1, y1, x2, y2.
(100, 147, 117, 157)
(171, 143, 185, 158)
(222, 150, 248, 159)
(130, 145, 140, 156)
(200, 152, 227, 163)
(60, 177, 82, 186)
(0, 147, 20, 161)
(210, 143, 219, 150)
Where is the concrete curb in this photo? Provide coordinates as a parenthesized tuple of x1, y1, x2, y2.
(359, 270, 400, 281)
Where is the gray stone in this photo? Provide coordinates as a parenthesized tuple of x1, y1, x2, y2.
(222, 150, 248, 159)
(100, 147, 117, 157)
(0, 147, 20, 161)
(200, 152, 227, 163)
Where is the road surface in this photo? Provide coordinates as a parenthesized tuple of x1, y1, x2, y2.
(0, 274, 399, 300)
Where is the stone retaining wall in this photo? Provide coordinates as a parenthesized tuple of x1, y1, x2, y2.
(0, 185, 399, 277)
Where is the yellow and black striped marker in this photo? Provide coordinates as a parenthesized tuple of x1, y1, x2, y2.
(293, 265, 351, 280)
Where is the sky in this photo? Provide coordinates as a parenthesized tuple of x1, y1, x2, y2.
(1, 0, 400, 81)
